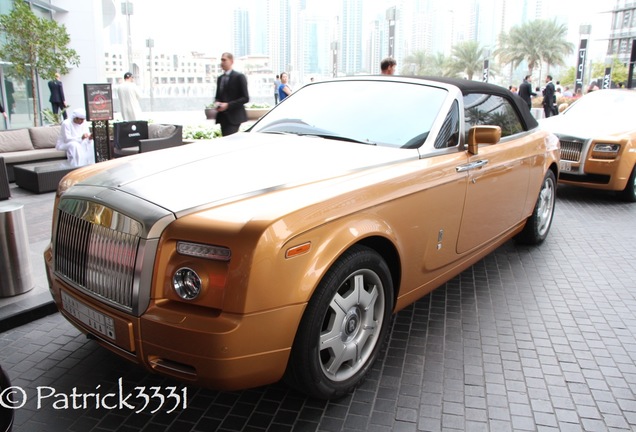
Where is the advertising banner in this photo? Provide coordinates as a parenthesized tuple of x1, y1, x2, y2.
(483, 60, 489, 82)
(629, 40, 636, 89)
(575, 39, 588, 94)
(602, 67, 612, 89)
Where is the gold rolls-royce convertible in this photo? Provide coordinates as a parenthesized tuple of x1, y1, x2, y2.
(45, 76, 560, 399)
(540, 88, 636, 201)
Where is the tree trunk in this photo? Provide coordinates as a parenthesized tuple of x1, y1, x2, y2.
(30, 68, 39, 127)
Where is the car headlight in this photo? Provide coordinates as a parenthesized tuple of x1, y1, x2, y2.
(173, 267, 202, 300)
(592, 143, 620, 159)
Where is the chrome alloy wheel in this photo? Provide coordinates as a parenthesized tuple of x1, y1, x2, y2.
(319, 269, 385, 382)
(536, 173, 556, 237)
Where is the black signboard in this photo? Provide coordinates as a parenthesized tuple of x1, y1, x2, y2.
(83, 83, 113, 121)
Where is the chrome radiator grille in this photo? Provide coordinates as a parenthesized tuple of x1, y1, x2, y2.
(559, 139, 584, 162)
(54, 201, 142, 310)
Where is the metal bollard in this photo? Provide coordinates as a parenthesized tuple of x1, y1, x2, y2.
(0, 202, 34, 297)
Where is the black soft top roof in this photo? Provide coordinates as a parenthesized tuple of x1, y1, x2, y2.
(417, 76, 539, 130)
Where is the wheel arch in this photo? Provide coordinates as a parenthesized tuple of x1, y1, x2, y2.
(549, 162, 559, 183)
(356, 236, 402, 309)
(274, 213, 405, 311)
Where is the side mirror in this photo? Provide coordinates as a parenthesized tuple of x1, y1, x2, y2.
(466, 125, 502, 155)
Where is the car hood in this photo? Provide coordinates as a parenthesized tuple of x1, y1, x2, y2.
(540, 113, 636, 138)
(76, 133, 417, 214)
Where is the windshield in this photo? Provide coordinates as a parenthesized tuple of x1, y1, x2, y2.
(250, 80, 448, 148)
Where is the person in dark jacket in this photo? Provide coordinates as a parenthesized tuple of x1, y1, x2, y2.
(542, 75, 556, 118)
(518, 75, 536, 110)
(48, 72, 67, 120)
(214, 52, 249, 136)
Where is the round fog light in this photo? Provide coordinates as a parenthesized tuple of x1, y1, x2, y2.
(173, 267, 202, 300)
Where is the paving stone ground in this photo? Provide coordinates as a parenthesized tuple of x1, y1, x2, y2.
(2, 184, 636, 432)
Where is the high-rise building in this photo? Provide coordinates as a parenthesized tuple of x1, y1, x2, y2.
(234, 8, 251, 58)
(607, 0, 636, 65)
(341, 0, 363, 75)
(268, 0, 292, 76)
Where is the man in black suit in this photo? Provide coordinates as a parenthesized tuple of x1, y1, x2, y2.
(542, 75, 556, 118)
(48, 72, 68, 120)
(215, 52, 249, 136)
(518, 75, 536, 110)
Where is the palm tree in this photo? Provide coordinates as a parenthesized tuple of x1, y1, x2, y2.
(495, 19, 574, 80)
(401, 50, 428, 75)
(451, 40, 486, 80)
(428, 52, 455, 77)
(540, 20, 575, 75)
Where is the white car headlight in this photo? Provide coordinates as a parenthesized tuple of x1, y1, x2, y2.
(592, 143, 620, 159)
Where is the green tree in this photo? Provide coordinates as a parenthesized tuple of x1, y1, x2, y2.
(0, 0, 80, 126)
(557, 58, 627, 90)
(451, 40, 486, 80)
(559, 66, 576, 88)
(496, 19, 574, 80)
(590, 57, 628, 87)
(539, 22, 575, 75)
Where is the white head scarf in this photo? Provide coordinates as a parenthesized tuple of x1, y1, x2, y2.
(72, 108, 86, 120)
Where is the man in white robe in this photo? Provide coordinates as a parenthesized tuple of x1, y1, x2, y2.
(117, 72, 143, 121)
(56, 108, 95, 167)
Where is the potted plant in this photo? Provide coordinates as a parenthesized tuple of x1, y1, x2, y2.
(184, 124, 222, 141)
(204, 103, 217, 120)
(245, 103, 271, 120)
(41, 107, 67, 125)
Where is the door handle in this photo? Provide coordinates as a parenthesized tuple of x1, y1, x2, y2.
(456, 159, 489, 172)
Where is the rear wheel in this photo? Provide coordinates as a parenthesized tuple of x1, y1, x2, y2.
(620, 165, 636, 202)
(285, 245, 393, 399)
(515, 170, 556, 245)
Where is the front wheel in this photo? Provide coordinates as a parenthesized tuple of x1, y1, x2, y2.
(285, 245, 394, 399)
(515, 170, 557, 245)
(619, 165, 636, 202)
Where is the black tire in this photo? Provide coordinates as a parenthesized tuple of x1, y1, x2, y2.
(620, 165, 636, 202)
(515, 170, 557, 245)
(285, 245, 394, 399)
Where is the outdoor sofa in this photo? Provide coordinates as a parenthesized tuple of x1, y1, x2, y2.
(0, 126, 66, 182)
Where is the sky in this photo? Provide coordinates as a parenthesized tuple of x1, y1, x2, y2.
(125, 0, 613, 61)
(124, 2, 232, 53)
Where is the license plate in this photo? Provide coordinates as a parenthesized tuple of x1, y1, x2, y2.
(559, 161, 572, 172)
(62, 291, 116, 340)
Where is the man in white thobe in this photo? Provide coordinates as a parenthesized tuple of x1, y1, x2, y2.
(56, 108, 95, 167)
(117, 72, 143, 121)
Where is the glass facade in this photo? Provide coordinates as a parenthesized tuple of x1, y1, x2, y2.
(607, 1, 636, 63)
(0, 0, 54, 129)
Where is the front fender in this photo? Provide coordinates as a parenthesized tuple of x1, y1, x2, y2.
(243, 212, 400, 313)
